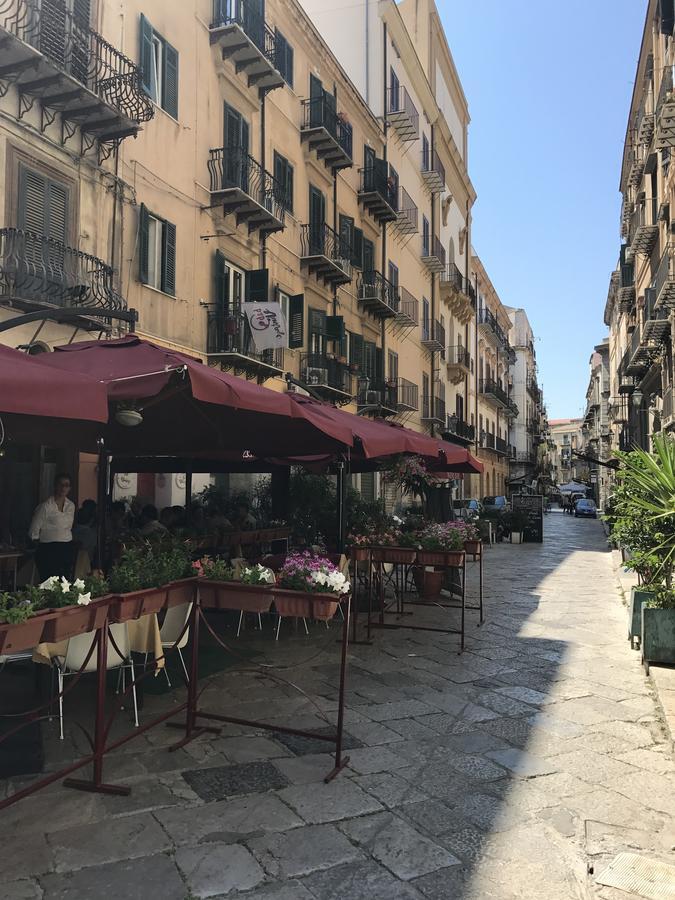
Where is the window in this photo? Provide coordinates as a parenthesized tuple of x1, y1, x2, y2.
(422, 215, 430, 256)
(422, 133, 430, 170)
(349, 331, 364, 370)
(339, 214, 354, 259)
(275, 28, 294, 88)
(422, 297, 430, 340)
(363, 237, 375, 273)
(388, 350, 398, 382)
(390, 67, 400, 110)
(273, 152, 293, 213)
(18, 165, 69, 243)
(139, 204, 176, 295)
(140, 15, 178, 118)
(388, 261, 399, 289)
(308, 307, 327, 354)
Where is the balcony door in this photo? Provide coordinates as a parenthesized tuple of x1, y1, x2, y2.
(309, 185, 325, 255)
(309, 74, 323, 127)
(223, 102, 249, 192)
(17, 165, 69, 305)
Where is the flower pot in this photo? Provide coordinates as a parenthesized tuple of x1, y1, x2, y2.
(370, 547, 417, 565)
(40, 596, 111, 643)
(348, 546, 370, 563)
(273, 587, 342, 621)
(464, 540, 482, 556)
(641, 606, 675, 673)
(412, 567, 444, 598)
(198, 580, 273, 613)
(417, 550, 465, 568)
(165, 578, 197, 609)
(628, 587, 654, 647)
(0, 613, 55, 655)
(109, 585, 169, 623)
(510, 532, 523, 544)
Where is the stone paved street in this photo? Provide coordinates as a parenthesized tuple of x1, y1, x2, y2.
(2, 511, 674, 899)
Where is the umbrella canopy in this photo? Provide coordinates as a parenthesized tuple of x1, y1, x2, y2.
(0, 343, 108, 423)
(32, 337, 353, 457)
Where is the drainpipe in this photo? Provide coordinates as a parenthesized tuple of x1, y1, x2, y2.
(429, 124, 437, 435)
(365, 0, 370, 106)
(381, 21, 388, 367)
(260, 90, 267, 270)
(474, 272, 479, 493)
(333, 155, 338, 318)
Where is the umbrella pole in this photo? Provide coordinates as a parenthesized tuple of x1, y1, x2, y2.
(336, 459, 346, 554)
(95, 440, 108, 571)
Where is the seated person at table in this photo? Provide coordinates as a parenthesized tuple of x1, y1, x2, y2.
(233, 500, 256, 531)
(29, 472, 75, 580)
(72, 500, 97, 560)
(139, 504, 169, 538)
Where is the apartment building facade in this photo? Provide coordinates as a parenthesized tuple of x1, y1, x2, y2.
(547, 419, 585, 486)
(606, 0, 675, 457)
(580, 341, 611, 507)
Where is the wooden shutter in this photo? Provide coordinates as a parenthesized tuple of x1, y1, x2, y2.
(162, 220, 176, 295)
(245, 267, 269, 301)
(288, 293, 304, 348)
(325, 315, 345, 341)
(163, 40, 179, 118)
(375, 346, 384, 383)
(350, 332, 363, 370)
(661, 0, 675, 34)
(215, 249, 229, 311)
(18, 168, 47, 234)
(46, 181, 68, 243)
(285, 42, 294, 89)
(362, 237, 374, 273)
(138, 203, 149, 284)
(139, 14, 154, 95)
(339, 214, 353, 259)
(351, 227, 363, 268)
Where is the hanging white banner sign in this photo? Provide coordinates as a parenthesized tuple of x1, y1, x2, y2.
(243, 302, 288, 350)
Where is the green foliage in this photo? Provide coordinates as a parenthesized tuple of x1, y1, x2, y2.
(288, 469, 337, 547)
(109, 542, 192, 594)
(192, 556, 234, 580)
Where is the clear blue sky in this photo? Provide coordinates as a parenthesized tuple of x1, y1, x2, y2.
(438, 0, 647, 419)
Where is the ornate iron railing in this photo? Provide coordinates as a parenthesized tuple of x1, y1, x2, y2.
(0, 227, 126, 315)
(446, 416, 475, 441)
(358, 164, 398, 211)
(208, 147, 286, 223)
(397, 377, 418, 410)
(301, 97, 353, 160)
(301, 352, 352, 395)
(357, 380, 398, 410)
(397, 286, 419, 324)
(396, 186, 418, 232)
(0, 0, 153, 123)
(478, 306, 508, 348)
(421, 145, 445, 186)
(422, 234, 446, 267)
(386, 84, 419, 138)
(480, 377, 512, 408)
(358, 270, 400, 313)
(447, 345, 471, 369)
(211, 0, 280, 69)
(206, 307, 283, 368)
(300, 222, 351, 271)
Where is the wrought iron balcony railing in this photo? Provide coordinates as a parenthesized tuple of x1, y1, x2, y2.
(626, 197, 659, 259)
(357, 380, 398, 415)
(300, 223, 352, 285)
(206, 307, 283, 376)
(478, 306, 508, 348)
(421, 234, 446, 273)
(358, 162, 398, 222)
(397, 377, 418, 411)
(495, 436, 510, 455)
(446, 345, 471, 371)
(358, 270, 399, 318)
(386, 84, 419, 140)
(421, 146, 445, 192)
(0, 227, 131, 325)
(445, 416, 475, 443)
(301, 352, 352, 400)
(421, 318, 445, 352)
(480, 377, 513, 410)
(208, 146, 286, 235)
(655, 242, 675, 308)
(655, 65, 675, 149)
(396, 286, 419, 328)
(210, 0, 284, 90)
(0, 0, 153, 139)
(301, 96, 353, 169)
(393, 186, 418, 235)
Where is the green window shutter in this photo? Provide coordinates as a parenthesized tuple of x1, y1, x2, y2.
(215, 249, 229, 310)
(161, 219, 176, 295)
(46, 181, 68, 243)
(325, 315, 345, 342)
(349, 332, 363, 370)
(375, 346, 384, 382)
(139, 203, 149, 284)
(285, 42, 294, 89)
(139, 14, 153, 95)
(308, 307, 327, 339)
(18, 167, 47, 234)
(351, 227, 363, 268)
(245, 267, 269, 301)
(163, 40, 179, 118)
(288, 293, 304, 348)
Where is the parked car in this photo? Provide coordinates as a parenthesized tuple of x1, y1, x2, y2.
(482, 496, 509, 515)
(574, 498, 597, 519)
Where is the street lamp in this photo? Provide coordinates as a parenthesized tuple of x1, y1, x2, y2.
(447, 412, 458, 433)
(631, 388, 643, 409)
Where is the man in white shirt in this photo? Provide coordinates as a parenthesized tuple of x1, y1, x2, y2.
(29, 473, 76, 580)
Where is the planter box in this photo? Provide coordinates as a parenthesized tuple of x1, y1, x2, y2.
(198, 580, 273, 613)
(417, 550, 465, 568)
(510, 532, 523, 544)
(0, 613, 54, 655)
(40, 596, 111, 643)
(273, 587, 343, 621)
(628, 587, 654, 647)
(464, 540, 482, 557)
(412, 567, 444, 598)
(641, 606, 675, 673)
(110, 578, 197, 622)
(165, 578, 197, 608)
(348, 546, 370, 563)
(370, 547, 417, 565)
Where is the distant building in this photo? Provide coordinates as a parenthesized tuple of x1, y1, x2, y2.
(547, 419, 585, 486)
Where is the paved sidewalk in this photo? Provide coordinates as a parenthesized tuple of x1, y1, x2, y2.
(2, 511, 674, 899)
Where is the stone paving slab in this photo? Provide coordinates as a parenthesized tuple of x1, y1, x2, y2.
(247, 823, 362, 879)
(39, 853, 186, 900)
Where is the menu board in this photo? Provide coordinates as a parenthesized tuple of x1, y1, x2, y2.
(512, 494, 544, 543)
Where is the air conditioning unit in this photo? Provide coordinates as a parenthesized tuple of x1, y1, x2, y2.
(303, 367, 328, 386)
(365, 390, 380, 404)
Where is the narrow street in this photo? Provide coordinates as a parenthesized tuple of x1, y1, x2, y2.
(3, 511, 674, 900)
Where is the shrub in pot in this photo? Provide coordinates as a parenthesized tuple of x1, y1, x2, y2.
(195, 557, 275, 613)
(628, 582, 657, 648)
(108, 543, 194, 621)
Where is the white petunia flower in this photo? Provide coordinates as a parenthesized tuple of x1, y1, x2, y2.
(77, 592, 92, 606)
(73, 578, 85, 591)
(60, 577, 71, 593)
(39, 576, 59, 591)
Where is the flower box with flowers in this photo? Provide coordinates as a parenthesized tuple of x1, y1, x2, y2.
(274, 553, 350, 621)
(108, 545, 195, 622)
(408, 523, 468, 568)
(0, 575, 111, 652)
(196, 558, 275, 613)
(347, 526, 403, 563)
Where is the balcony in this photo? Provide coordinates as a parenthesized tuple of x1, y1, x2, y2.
(618, 263, 635, 312)
(618, 351, 636, 394)
(386, 85, 419, 141)
(480, 431, 496, 451)
(0, 0, 153, 144)
(357, 380, 398, 417)
(626, 197, 659, 260)
(300, 353, 352, 404)
(642, 286, 671, 343)
(446, 345, 471, 383)
(480, 378, 517, 415)
(300, 97, 353, 170)
(636, 87, 655, 145)
(397, 377, 419, 412)
(495, 436, 510, 456)
(655, 243, 675, 308)
(527, 374, 541, 403)
(208, 147, 285, 236)
(421, 391, 445, 424)
(358, 162, 398, 223)
(663, 385, 674, 429)
(395, 286, 418, 329)
(421, 235, 446, 273)
(655, 65, 675, 149)
(439, 264, 474, 324)
(443, 415, 475, 445)
(625, 326, 652, 375)
(0, 227, 132, 330)
(477, 307, 508, 348)
(206, 308, 283, 381)
(513, 450, 536, 466)
(392, 187, 418, 235)
(300, 223, 352, 286)
(626, 144, 647, 190)
(421, 147, 445, 193)
(358, 270, 399, 319)
(210, 0, 284, 91)
(421, 318, 445, 352)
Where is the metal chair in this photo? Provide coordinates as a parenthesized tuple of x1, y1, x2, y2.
(157, 602, 192, 687)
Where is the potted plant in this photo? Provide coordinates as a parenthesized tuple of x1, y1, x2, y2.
(196, 557, 275, 613)
(642, 589, 675, 673)
(405, 523, 466, 598)
(463, 521, 482, 556)
(347, 525, 403, 562)
(108, 543, 195, 622)
(275, 552, 350, 621)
